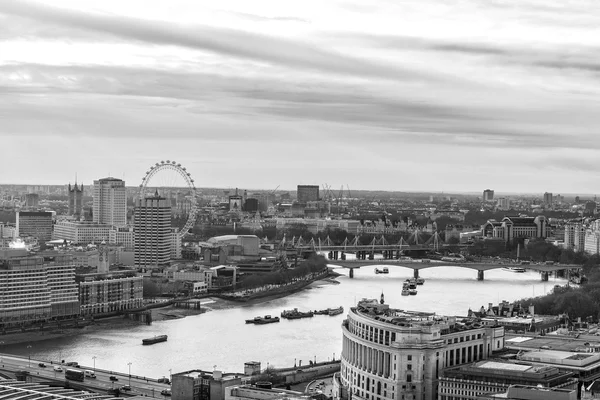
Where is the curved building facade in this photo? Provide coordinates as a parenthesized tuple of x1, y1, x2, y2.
(339, 298, 505, 400)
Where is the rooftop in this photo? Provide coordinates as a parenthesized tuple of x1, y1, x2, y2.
(0, 380, 119, 400)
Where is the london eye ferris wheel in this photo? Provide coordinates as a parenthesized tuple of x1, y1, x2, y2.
(139, 160, 198, 239)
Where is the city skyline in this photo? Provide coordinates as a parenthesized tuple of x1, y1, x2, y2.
(2, 1, 600, 192)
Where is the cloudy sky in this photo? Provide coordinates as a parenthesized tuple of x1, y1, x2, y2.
(1, 0, 600, 194)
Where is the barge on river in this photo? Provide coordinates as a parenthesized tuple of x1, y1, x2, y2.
(142, 335, 168, 345)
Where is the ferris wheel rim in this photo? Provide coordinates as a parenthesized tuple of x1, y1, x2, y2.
(139, 161, 198, 238)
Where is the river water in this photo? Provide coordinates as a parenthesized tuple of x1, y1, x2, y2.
(4, 264, 565, 378)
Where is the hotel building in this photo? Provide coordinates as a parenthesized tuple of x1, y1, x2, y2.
(339, 298, 505, 400)
(93, 177, 127, 227)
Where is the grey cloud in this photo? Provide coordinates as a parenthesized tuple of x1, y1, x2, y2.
(0, 1, 447, 84)
(1, 63, 598, 152)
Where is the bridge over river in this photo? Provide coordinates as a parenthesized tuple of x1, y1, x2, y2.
(326, 259, 580, 281)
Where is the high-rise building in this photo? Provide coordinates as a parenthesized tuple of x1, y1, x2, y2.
(68, 182, 84, 218)
(544, 192, 553, 205)
(297, 185, 320, 204)
(564, 221, 586, 252)
(0, 250, 80, 327)
(23, 193, 39, 208)
(134, 194, 171, 269)
(482, 189, 494, 202)
(16, 211, 53, 242)
(93, 177, 126, 227)
(338, 298, 505, 400)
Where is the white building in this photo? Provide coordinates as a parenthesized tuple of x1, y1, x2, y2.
(53, 221, 111, 244)
(93, 177, 127, 227)
(338, 297, 505, 400)
(109, 226, 134, 251)
(564, 221, 586, 252)
(585, 220, 600, 255)
(496, 198, 510, 211)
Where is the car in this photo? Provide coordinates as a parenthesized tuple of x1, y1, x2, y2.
(53, 366, 63, 372)
(65, 362, 80, 368)
(121, 385, 131, 391)
(157, 378, 170, 384)
(38, 363, 46, 368)
(161, 389, 171, 396)
(109, 376, 119, 381)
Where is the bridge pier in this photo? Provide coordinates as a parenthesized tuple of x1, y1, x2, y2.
(369, 252, 374, 260)
(541, 271, 549, 282)
(341, 252, 346, 260)
(477, 270, 484, 281)
(413, 269, 419, 279)
(329, 251, 333, 260)
(349, 268, 354, 279)
(333, 251, 339, 260)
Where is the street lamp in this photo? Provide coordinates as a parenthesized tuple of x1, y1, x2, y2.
(128, 362, 132, 386)
(27, 345, 32, 368)
(92, 356, 96, 372)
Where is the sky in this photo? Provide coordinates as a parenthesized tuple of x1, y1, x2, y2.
(1, 0, 600, 194)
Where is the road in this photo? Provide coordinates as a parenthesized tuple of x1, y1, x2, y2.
(305, 376, 334, 397)
(0, 353, 171, 398)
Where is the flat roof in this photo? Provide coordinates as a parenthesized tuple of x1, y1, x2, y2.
(477, 361, 532, 372)
(506, 334, 600, 352)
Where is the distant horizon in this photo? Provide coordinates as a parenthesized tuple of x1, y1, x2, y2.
(1, 182, 598, 199)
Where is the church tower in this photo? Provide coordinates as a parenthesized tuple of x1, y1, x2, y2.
(68, 182, 84, 218)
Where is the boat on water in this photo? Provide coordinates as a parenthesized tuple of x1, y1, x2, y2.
(245, 315, 281, 324)
(405, 279, 417, 289)
(401, 288, 410, 296)
(409, 289, 418, 296)
(281, 308, 314, 319)
(328, 306, 344, 316)
(375, 267, 389, 274)
(502, 267, 526, 273)
(313, 309, 329, 315)
(142, 335, 168, 345)
(416, 278, 425, 285)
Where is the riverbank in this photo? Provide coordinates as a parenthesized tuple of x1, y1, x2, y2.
(0, 275, 341, 344)
(149, 276, 340, 321)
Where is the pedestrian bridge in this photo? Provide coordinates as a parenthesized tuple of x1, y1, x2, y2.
(327, 259, 579, 281)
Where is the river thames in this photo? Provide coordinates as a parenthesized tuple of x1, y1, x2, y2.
(4, 265, 566, 378)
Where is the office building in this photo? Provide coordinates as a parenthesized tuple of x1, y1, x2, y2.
(68, 182, 84, 217)
(544, 192, 553, 205)
(339, 297, 505, 400)
(53, 221, 111, 244)
(134, 195, 171, 269)
(0, 250, 80, 327)
(297, 185, 320, 204)
(483, 190, 494, 202)
(93, 177, 126, 226)
(16, 211, 53, 242)
(172, 369, 242, 400)
(439, 360, 577, 399)
(76, 271, 143, 315)
(109, 226, 134, 251)
(482, 216, 548, 244)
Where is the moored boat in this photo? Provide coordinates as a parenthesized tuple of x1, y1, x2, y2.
(416, 278, 425, 285)
(254, 315, 280, 324)
(314, 309, 329, 315)
(142, 335, 168, 345)
(328, 306, 344, 316)
(409, 289, 418, 296)
(281, 308, 314, 319)
(401, 288, 410, 296)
